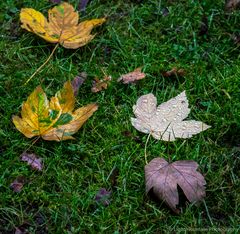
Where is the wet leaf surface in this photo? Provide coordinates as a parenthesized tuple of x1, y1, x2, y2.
(131, 91, 210, 141)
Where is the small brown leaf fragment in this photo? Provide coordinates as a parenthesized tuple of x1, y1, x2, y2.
(71, 72, 87, 96)
(198, 15, 208, 37)
(95, 188, 111, 206)
(49, 0, 61, 4)
(91, 76, 111, 93)
(78, 0, 90, 12)
(161, 7, 169, 17)
(15, 227, 26, 234)
(122, 130, 142, 145)
(162, 67, 185, 77)
(231, 34, 240, 44)
(108, 167, 119, 189)
(10, 176, 26, 192)
(117, 67, 146, 84)
(145, 158, 206, 213)
(21, 152, 43, 171)
(225, 0, 240, 11)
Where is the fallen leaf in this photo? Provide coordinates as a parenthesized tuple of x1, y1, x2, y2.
(91, 76, 111, 93)
(49, 0, 61, 4)
(145, 157, 206, 213)
(95, 188, 111, 206)
(10, 176, 26, 192)
(20, 2, 106, 49)
(162, 67, 185, 77)
(21, 152, 43, 171)
(13, 81, 98, 141)
(232, 34, 240, 44)
(122, 130, 142, 144)
(225, 0, 240, 11)
(78, 0, 91, 12)
(161, 7, 169, 17)
(15, 227, 25, 234)
(117, 67, 146, 84)
(108, 167, 119, 189)
(131, 91, 210, 141)
(198, 15, 208, 37)
(71, 72, 87, 96)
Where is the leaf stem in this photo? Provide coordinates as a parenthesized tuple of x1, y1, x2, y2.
(24, 43, 59, 85)
(24, 136, 40, 152)
(144, 133, 151, 165)
(203, 199, 213, 226)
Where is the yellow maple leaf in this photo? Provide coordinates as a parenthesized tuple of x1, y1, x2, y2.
(20, 2, 106, 49)
(12, 81, 98, 141)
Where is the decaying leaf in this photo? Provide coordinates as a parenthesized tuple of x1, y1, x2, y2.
(117, 67, 146, 84)
(21, 152, 43, 171)
(225, 0, 240, 11)
(91, 76, 111, 93)
(78, 0, 90, 12)
(49, 0, 61, 4)
(145, 157, 206, 213)
(131, 91, 210, 141)
(95, 188, 111, 206)
(71, 72, 87, 96)
(20, 2, 106, 49)
(198, 15, 208, 37)
(13, 81, 98, 141)
(10, 176, 26, 192)
(162, 67, 185, 77)
(15, 227, 26, 234)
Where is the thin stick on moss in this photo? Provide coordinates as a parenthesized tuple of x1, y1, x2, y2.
(24, 43, 59, 85)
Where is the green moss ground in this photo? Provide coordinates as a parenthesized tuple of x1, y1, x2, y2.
(0, 0, 239, 233)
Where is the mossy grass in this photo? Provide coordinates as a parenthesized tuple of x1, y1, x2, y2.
(0, 0, 239, 232)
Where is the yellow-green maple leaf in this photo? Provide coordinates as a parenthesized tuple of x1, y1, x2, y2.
(12, 81, 98, 141)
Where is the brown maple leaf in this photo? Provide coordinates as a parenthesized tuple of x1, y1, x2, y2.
(145, 157, 206, 213)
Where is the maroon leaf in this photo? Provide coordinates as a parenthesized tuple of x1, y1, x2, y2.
(161, 7, 169, 17)
(71, 72, 87, 96)
(78, 0, 90, 12)
(198, 15, 208, 37)
(225, 0, 240, 11)
(108, 167, 119, 188)
(21, 152, 43, 171)
(10, 176, 26, 192)
(49, 0, 61, 4)
(15, 227, 26, 234)
(145, 158, 206, 213)
(95, 188, 111, 206)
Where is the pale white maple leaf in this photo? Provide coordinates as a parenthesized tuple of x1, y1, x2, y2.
(131, 91, 210, 141)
